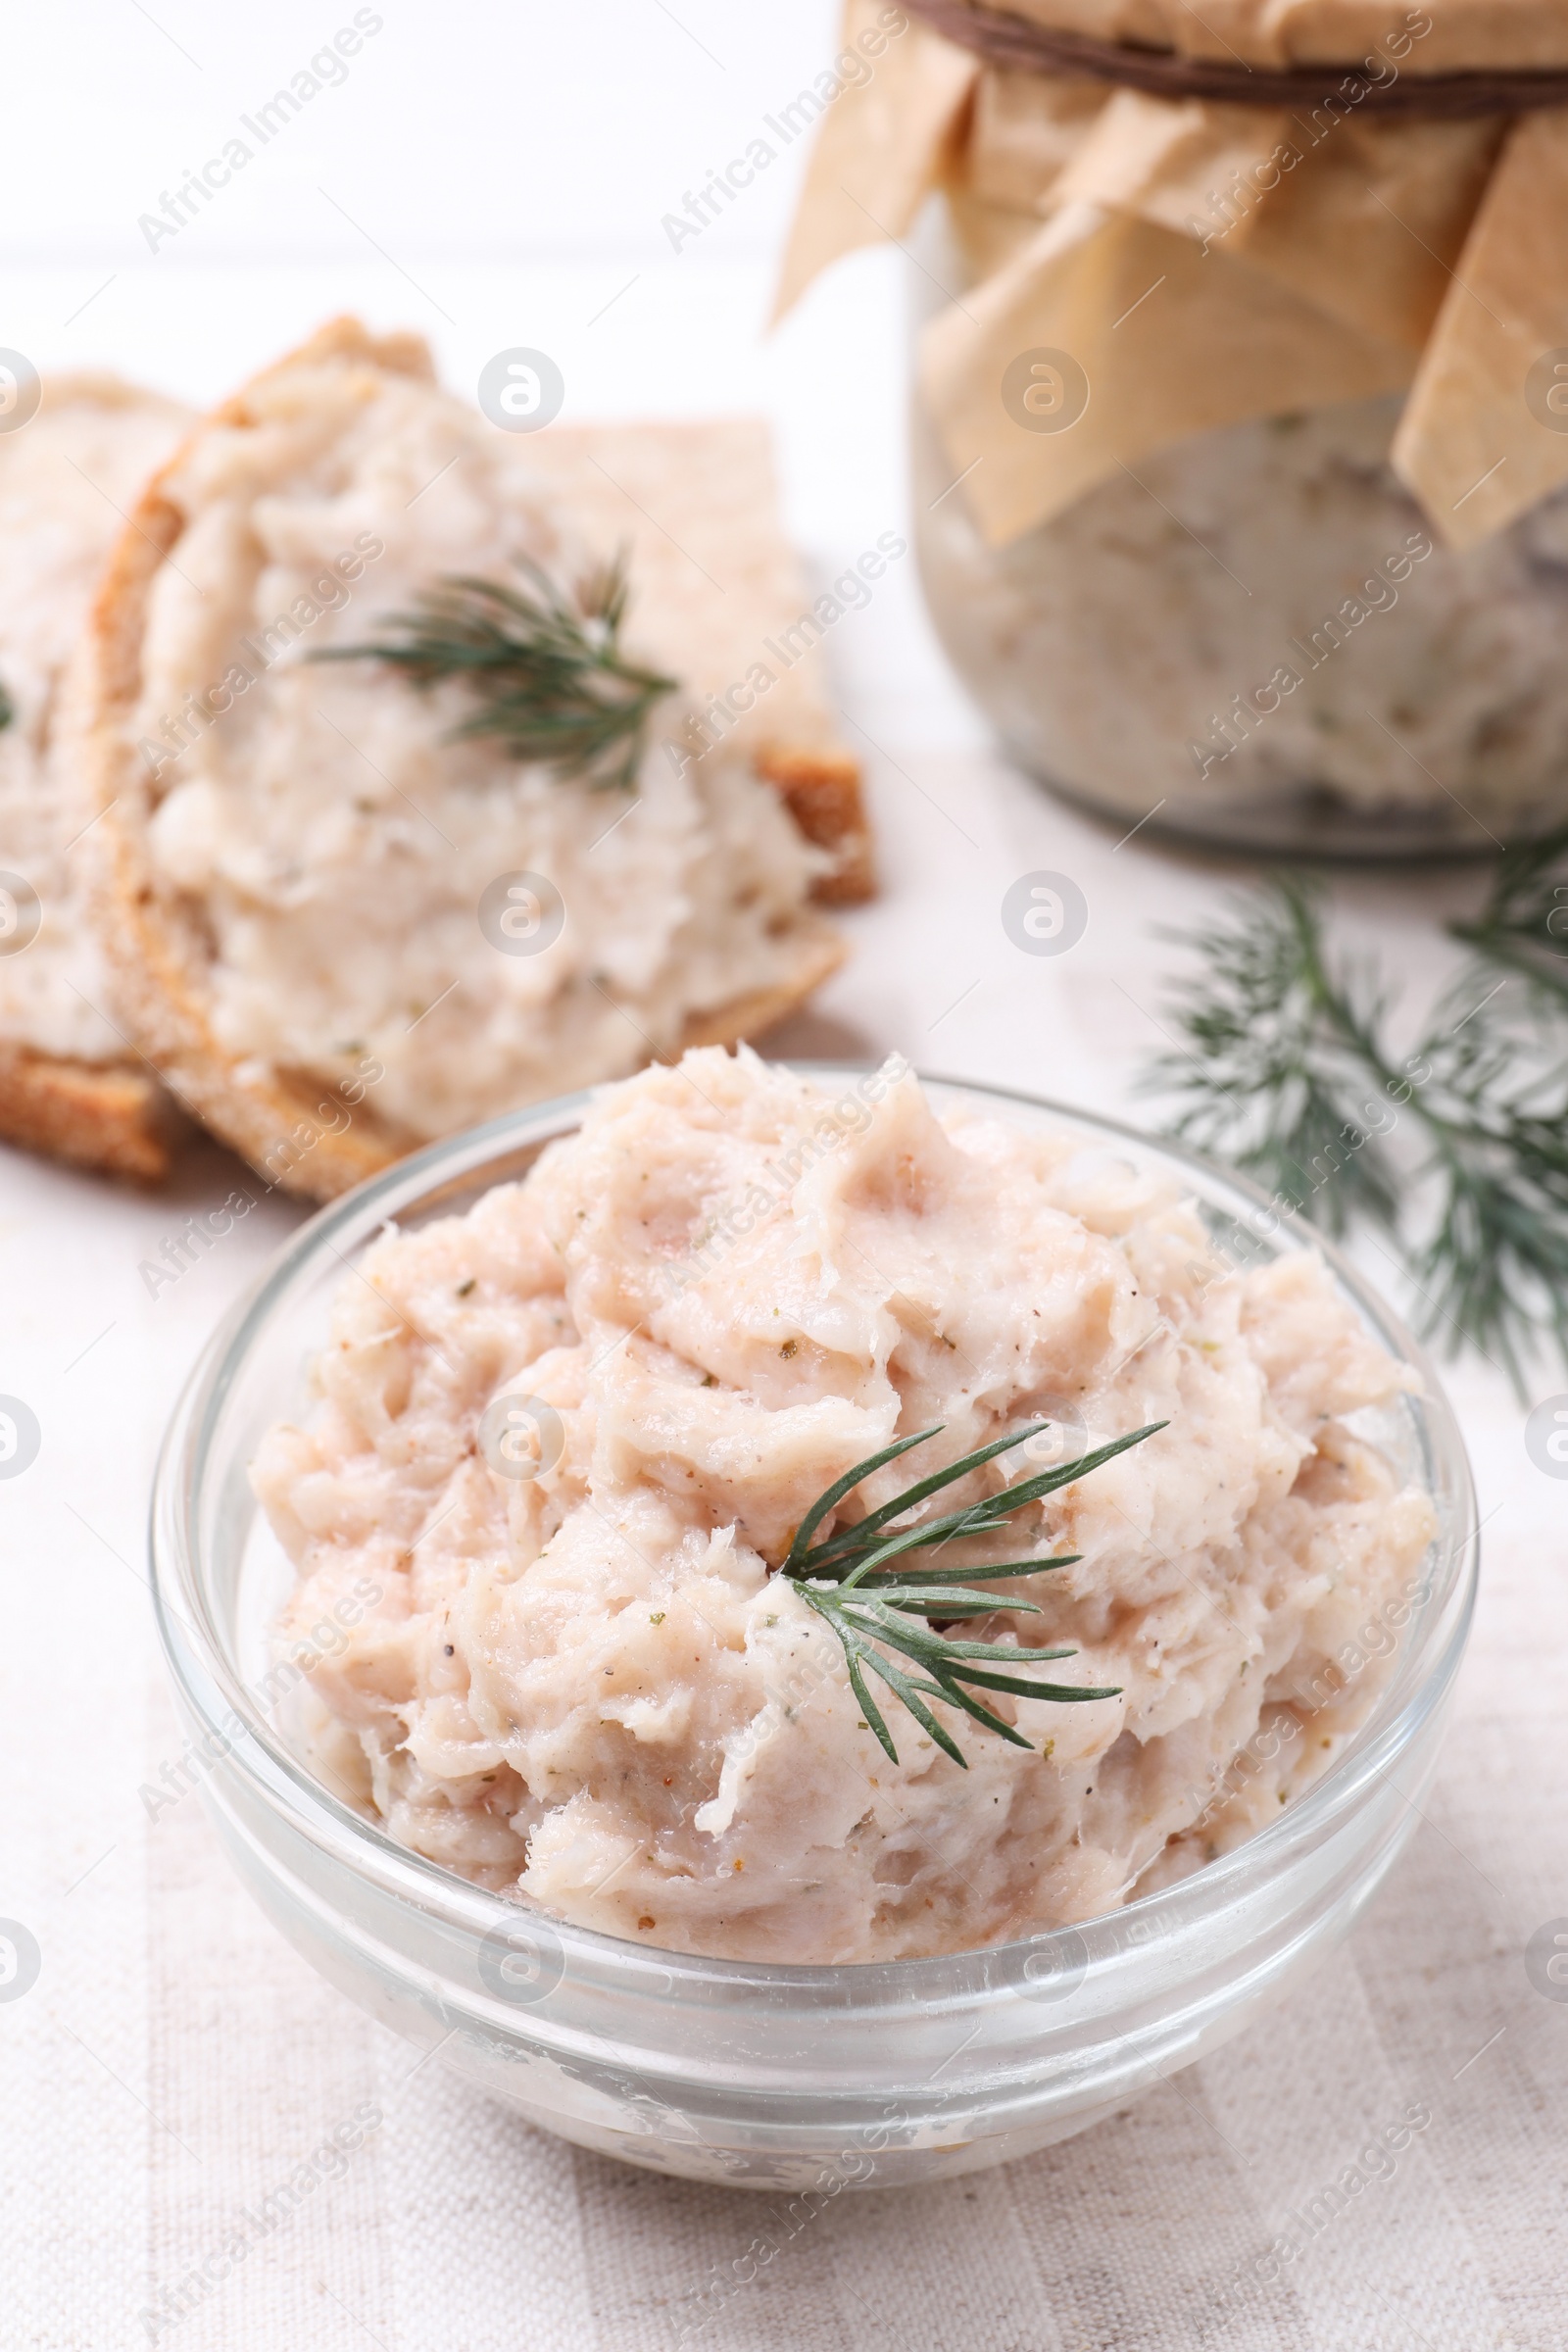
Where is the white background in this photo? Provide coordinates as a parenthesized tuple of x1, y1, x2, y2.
(0, 7, 1560, 2350)
(3, 0, 954, 746)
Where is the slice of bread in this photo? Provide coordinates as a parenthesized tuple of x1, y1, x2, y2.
(0, 374, 192, 1180)
(523, 420, 873, 905)
(74, 319, 859, 1202)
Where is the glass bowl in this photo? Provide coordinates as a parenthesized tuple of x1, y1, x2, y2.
(149, 1072, 1477, 2191)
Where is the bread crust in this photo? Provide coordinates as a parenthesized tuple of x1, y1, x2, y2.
(0, 1045, 178, 1182)
(76, 318, 852, 1202)
(756, 747, 875, 905)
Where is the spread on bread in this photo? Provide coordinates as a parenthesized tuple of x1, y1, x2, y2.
(0, 375, 190, 1178)
(74, 322, 866, 1197)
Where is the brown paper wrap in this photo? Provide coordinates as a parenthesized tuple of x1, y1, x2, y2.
(777, 0, 1568, 548)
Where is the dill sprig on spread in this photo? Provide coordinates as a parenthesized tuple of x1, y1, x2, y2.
(780, 1419, 1163, 1767)
(1146, 859, 1568, 1390)
(312, 554, 676, 790)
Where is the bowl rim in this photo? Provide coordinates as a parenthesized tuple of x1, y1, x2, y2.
(150, 1062, 1479, 1994)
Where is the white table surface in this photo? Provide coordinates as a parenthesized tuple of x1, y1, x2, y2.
(2, 8, 1564, 2347)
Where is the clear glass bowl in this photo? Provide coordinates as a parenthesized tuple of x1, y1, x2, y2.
(150, 1073, 1477, 2190)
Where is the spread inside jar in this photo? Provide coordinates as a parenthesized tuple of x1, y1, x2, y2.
(914, 390, 1568, 842)
(254, 1052, 1435, 1963)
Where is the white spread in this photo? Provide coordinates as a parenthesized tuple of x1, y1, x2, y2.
(254, 1052, 1436, 1964)
(918, 391, 1568, 838)
(133, 355, 822, 1142)
(0, 378, 188, 1060)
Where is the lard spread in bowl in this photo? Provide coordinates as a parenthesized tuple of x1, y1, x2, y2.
(151, 1060, 1475, 2184)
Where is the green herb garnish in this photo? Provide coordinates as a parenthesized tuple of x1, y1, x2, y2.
(780, 1419, 1163, 1767)
(0, 678, 12, 729)
(1448, 817, 1568, 1011)
(313, 555, 676, 791)
(1146, 862, 1568, 1390)
(1145, 874, 1400, 1241)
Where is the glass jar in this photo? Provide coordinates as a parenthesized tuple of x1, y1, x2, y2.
(913, 285, 1568, 858)
(150, 1073, 1476, 2188)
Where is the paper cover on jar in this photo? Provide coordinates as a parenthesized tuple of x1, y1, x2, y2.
(775, 0, 1568, 549)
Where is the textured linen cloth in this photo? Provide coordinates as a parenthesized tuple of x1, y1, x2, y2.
(2, 747, 1560, 2352)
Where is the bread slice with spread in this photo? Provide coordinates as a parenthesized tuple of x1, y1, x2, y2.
(0, 373, 191, 1179)
(524, 417, 874, 905)
(75, 319, 866, 1200)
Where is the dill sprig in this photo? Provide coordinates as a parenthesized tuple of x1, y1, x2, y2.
(1147, 867, 1568, 1391)
(312, 554, 676, 790)
(1149, 875, 1399, 1239)
(1448, 817, 1568, 1011)
(780, 1419, 1163, 1767)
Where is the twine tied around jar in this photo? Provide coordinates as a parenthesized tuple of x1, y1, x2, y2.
(903, 0, 1568, 118)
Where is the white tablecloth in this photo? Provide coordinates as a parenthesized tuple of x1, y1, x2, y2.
(2, 7, 1563, 2339)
